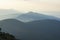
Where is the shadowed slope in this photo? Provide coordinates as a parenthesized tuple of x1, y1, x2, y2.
(0, 19, 60, 40)
(0, 19, 25, 39)
(22, 19, 60, 40)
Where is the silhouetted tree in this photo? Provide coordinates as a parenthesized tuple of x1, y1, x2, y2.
(0, 32, 16, 40)
(0, 28, 1, 32)
(0, 28, 20, 40)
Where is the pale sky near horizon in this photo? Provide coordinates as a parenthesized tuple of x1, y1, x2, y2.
(0, 0, 60, 12)
(0, 0, 60, 20)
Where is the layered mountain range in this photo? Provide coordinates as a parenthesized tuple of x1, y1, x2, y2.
(0, 19, 60, 40)
(0, 11, 60, 22)
(0, 10, 60, 40)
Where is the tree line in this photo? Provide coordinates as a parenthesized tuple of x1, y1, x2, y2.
(0, 28, 17, 40)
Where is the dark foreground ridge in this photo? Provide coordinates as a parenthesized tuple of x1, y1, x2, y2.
(0, 19, 60, 40)
(0, 31, 16, 40)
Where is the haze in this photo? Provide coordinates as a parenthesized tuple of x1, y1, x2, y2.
(0, 0, 60, 18)
(0, 0, 59, 12)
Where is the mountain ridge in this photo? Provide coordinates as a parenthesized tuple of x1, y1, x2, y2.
(0, 10, 60, 22)
(0, 19, 60, 40)
(16, 12, 60, 22)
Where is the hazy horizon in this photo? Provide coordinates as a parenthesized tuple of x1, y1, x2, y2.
(0, 0, 60, 40)
(0, 0, 60, 19)
(0, 0, 59, 12)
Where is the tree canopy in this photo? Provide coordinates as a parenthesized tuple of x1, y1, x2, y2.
(0, 28, 16, 40)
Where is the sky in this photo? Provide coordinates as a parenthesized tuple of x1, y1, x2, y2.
(0, 0, 60, 33)
(0, 0, 60, 19)
(0, 0, 59, 12)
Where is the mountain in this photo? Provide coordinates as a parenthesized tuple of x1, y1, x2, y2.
(0, 19, 60, 40)
(0, 9, 23, 21)
(0, 11, 60, 22)
(0, 14, 20, 21)
(0, 19, 25, 39)
(22, 19, 60, 40)
(16, 12, 60, 22)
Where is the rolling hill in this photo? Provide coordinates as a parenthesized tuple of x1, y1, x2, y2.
(0, 19, 60, 40)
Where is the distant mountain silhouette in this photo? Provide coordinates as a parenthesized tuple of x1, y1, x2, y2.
(16, 12, 60, 22)
(0, 11, 60, 22)
(0, 9, 21, 20)
(0, 19, 60, 40)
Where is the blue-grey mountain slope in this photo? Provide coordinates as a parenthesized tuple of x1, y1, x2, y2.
(0, 10, 60, 22)
(16, 12, 60, 22)
(0, 19, 25, 39)
(0, 19, 60, 40)
(22, 19, 60, 40)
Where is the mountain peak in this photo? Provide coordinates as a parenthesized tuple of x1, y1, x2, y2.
(27, 11, 39, 14)
(28, 11, 35, 13)
(16, 12, 60, 22)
